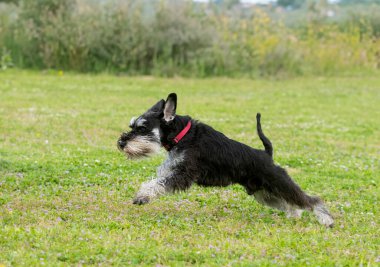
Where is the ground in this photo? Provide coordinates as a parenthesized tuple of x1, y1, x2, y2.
(0, 71, 379, 266)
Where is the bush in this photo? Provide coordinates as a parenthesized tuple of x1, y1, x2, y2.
(0, 0, 379, 77)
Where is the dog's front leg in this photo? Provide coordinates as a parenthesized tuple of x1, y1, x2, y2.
(133, 151, 196, 204)
(133, 178, 168, 205)
(133, 174, 194, 205)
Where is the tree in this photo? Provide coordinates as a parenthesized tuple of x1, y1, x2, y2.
(339, 0, 380, 4)
(0, 0, 19, 4)
(277, 0, 304, 9)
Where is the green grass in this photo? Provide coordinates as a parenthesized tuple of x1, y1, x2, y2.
(0, 70, 379, 266)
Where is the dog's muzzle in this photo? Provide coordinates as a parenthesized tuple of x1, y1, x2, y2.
(117, 132, 161, 159)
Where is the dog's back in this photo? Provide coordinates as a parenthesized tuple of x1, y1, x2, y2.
(190, 121, 273, 186)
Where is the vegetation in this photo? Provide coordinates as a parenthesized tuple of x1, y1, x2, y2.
(0, 71, 379, 266)
(0, 0, 379, 77)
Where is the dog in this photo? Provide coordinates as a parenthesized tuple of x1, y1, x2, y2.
(117, 93, 334, 227)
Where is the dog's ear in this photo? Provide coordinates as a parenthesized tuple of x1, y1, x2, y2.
(164, 93, 177, 122)
(147, 99, 165, 115)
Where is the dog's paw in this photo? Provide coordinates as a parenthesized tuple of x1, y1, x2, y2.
(133, 196, 150, 205)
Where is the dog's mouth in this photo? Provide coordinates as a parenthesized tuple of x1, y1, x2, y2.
(119, 136, 161, 160)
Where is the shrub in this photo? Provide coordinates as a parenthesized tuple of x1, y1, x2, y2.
(0, 0, 379, 77)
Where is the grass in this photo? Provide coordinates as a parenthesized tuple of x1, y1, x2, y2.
(0, 70, 379, 266)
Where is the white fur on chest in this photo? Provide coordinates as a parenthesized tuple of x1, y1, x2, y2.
(157, 150, 185, 178)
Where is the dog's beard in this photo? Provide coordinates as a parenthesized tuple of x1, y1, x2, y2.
(123, 136, 161, 159)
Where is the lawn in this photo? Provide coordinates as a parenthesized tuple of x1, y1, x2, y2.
(0, 70, 379, 266)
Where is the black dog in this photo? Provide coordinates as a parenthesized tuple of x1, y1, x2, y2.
(117, 93, 334, 227)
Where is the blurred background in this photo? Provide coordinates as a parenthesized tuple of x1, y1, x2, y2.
(0, 0, 379, 78)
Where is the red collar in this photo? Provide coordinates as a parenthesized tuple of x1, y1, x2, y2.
(163, 120, 192, 151)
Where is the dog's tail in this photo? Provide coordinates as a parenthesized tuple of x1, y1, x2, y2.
(256, 113, 273, 157)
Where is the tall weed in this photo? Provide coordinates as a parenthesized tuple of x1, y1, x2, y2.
(0, 0, 379, 77)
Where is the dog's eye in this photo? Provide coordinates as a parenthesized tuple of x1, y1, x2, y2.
(136, 126, 147, 132)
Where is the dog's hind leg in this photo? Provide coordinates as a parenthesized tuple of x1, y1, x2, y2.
(253, 190, 288, 211)
(312, 202, 334, 227)
(254, 189, 333, 226)
(253, 190, 302, 218)
(256, 167, 334, 227)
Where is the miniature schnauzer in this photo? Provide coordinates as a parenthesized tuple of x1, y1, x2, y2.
(117, 93, 334, 227)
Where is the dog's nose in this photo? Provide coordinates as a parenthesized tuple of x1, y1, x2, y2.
(117, 139, 126, 149)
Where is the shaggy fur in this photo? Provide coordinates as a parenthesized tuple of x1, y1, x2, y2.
(117, 93, 334, 227)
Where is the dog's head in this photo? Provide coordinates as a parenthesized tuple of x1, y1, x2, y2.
(117, 93, 178, 159)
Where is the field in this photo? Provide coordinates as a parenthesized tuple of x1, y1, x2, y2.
(0, 71, 379, 266)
